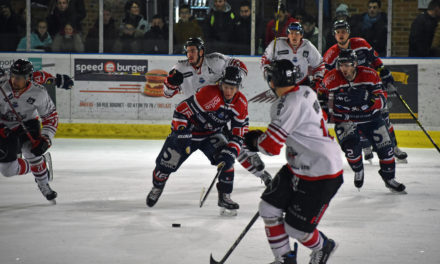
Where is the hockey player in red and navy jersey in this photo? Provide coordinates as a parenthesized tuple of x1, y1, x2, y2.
(0, 59, 58, 203)
(245, 60, 343, 264)
(323, 19, 407, 163)
(322, 49, 406, 194)
(147, 66, 249, 215)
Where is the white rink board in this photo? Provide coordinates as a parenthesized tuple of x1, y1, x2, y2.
(0, 53, 439, 127)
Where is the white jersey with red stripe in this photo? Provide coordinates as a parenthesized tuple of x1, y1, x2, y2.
(165, 53, 248, 97)
(0, 80, 58, 140)
(261, 38, 325, 84)
(257, 85, 343, 179)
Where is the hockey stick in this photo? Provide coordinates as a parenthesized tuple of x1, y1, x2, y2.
(210, 211, 260, 264)
(272, 0, 282, 55)
(0, 86, 38, 147)
(390, 84, 440, 154)
(200, 163, 225, 208)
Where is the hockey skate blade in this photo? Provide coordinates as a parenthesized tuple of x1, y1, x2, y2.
(209, 254, 222, 264)
(396, 158, 408, 164)
(387, 188, 408, 195)
(48, 199, 56, 205)
(219, 207, 237, 216)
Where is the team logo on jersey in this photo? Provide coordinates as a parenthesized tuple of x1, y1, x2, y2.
(26, 97, 36, 105)
(277, 50, 289, 55)
(217, 112, 224, 119)
(303, 51, 309, 58)
(199, 77, 206, 84)
(292, 57, 298, 63)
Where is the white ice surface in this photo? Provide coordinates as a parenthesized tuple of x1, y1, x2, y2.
(1, 138, 440, 264)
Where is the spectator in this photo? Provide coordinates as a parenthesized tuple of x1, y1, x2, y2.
(203, 0, 235, 53)
(51, 23, 84, 53)
(113, 21, 143, 54)
(350, 0, 388, 56)
(230, 0, 263, 54)
(122, 0, 150, 38)
(46, 0, 86, 36)
(264, 3, 297, 47)
(144, 15, 168, 54)
(173, 4, 203, 54)
(17, 20, 52, 52)
(325, 3, 350, 51)
(302, 14, 325, 50)
(409, 0, 440, 57)
(0, 0, 25, 51)
(85, 7, 118, 53)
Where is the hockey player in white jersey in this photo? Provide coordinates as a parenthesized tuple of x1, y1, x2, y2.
(0, 59, 58, 203)
(261, 22, 325, 90)
(244, 60, 343, 264)
(163, 37, 272, 186)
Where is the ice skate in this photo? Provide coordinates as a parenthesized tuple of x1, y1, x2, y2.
(354, 169, 364, 190)
(146, 187, 164, 207)
(270, 243, 298, 264)
(218, 192, 239, 216)
(394, 146, 408, 163)
(363, 146, 373, 164)
(309, 233, 338, 264)
(260, 170, 272, 187)
(43, 152, 53, 182)
(37, 181, 57, 204)
(384, 178, 407, 194)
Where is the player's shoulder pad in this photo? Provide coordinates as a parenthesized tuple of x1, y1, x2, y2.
(350, 37, 372, 49)
(323, 45, 339, 63)
(231, 91, 248, 113)
(323, 69, 344, 89)
(205, 52, 227, 61)
(356, 66, 381, 82)
(195, 85, 224, 111)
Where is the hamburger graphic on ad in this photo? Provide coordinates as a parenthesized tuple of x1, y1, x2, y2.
(143, 69, 168, 97)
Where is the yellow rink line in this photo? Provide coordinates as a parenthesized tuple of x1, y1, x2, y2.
(55, 123, 440, 149)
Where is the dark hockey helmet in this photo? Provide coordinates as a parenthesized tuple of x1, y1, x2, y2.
(287, 22, 304, 35)
(337, 49, 358, 68)
(10, 59, 33, 79)
(221, 66, 242, 87)
(267, 59, 299, 87)
(332, 19, 350, 35)
(184, 37, 205, 52)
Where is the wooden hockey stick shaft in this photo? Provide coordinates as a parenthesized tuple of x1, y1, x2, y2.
(390, 85, 440, 154)
(210, 211, 260, 264)
(199, 163, 225, 208)
(272, 0, 282, 55)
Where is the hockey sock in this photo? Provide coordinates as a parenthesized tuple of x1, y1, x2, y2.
(152, 168, 170, 188)
(346, 154, 363, 172)
(378, 158, 395, 180)
(299, 229, 324, 251)
(17, 158, 30, 175)
(260, 200, 291, 257)
(29, 156, 49, 184)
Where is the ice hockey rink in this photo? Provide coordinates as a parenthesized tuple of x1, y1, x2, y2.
(0, 138, 439, 264)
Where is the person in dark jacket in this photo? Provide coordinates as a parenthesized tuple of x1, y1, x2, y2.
(204, 0, 235, 53)
(230, 0, 263, 55)
(144, 15, 168, 54)
(0, 0, 25, 51)
(85, 7, 118, 53)
(46, 0, 86, 36)
(350, 0, 388, 56)
(409, 0, 440, 57)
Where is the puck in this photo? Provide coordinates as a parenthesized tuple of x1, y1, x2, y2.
(172, 223, 181, 228)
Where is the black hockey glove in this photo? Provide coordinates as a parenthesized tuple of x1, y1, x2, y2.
(244, 130, 264, 152)
(216, 148, 235, 169)
(165, 69, 184, 88)
(378, 67, 394, 87)
(0, 124, 11, 138)
(56, 74, 74, 89)
(31, 135, 51, 156)
(170, 127, 192, 154)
